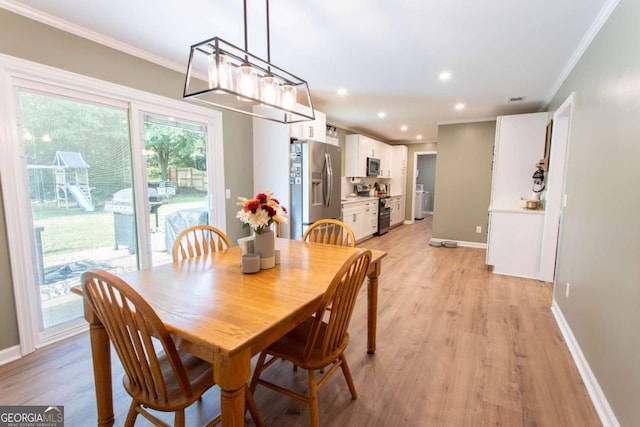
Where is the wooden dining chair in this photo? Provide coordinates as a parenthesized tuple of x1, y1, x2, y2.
(249, 249, 372, 427)
(82, 269, 262, 427)
(302, 218, 356, 248)
(172, 225, 232, 261)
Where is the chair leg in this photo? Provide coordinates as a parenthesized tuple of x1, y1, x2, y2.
(124, 401, 139, 427)
(245, 383, 264, 427)
(250, 352, 268, 394)
(307, 370, 320, 427)
(174, 409, 185, 427)
(339, 354, 358, 399)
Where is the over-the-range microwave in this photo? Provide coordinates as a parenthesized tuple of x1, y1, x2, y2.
(367, 157, 380, 176)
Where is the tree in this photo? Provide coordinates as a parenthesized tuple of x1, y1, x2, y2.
(144, 123, 206, 182)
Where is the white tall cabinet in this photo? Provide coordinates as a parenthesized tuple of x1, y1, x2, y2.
(486, 112, 548, 279)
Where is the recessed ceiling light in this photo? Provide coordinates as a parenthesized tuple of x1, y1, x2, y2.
(455, 103, 465, 110)
(439, 71, 451, 81)
(377, 112, 386, 118)
(416, 135, 423, 140)
(401, 125, 408, 131)
(337, 88, 347, 96)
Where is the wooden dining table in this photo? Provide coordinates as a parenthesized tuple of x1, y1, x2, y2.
(82, 238, 386, 426)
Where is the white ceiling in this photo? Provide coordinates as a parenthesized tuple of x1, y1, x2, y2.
(3, 0, 614, 142)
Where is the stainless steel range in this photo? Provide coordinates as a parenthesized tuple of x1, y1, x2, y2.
(375, 195, 391, 236)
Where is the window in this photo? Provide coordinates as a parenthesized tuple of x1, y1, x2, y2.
(0, 56, 226, 350)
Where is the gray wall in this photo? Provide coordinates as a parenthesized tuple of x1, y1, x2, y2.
(548, 0, 639, 423)
(416, 154, 436, 212)
(0, 9, 254, 351)
(432, 122, 495, 243)
(0, 177, 19, 350)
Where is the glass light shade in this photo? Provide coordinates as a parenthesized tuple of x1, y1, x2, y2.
(260, 75, 280, 106)
(280, 84, 297, 110)
(236, 64, 258, 101)
(207, 54, 232, 91)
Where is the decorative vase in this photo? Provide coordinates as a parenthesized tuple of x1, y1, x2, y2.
(254, 228, 275, 269)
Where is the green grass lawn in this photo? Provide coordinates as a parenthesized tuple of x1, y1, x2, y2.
(32, 190, 208, 255)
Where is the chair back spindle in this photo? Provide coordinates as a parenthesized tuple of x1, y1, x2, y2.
(173, 225, 231, 261)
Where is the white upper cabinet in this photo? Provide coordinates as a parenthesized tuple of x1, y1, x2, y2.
(345, 134, 393, 177)
(290, 110, 326, 143)
(378, 144, 392, 178)
(345, 134, 370, 177)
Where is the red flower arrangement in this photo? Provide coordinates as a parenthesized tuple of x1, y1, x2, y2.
(236, 191, 288, 234)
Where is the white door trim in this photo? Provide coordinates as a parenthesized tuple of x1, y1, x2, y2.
(0, 53, 226, 355)
(539, 92, 574, 283)
(411, 151, 437, 222)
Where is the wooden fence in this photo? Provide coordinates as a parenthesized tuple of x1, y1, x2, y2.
(169, 167, 208, 192)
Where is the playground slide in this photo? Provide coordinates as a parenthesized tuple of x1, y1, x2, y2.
(67, 184, 95, 212)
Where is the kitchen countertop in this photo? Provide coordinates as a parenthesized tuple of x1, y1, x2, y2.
(341, 194, 405, 204)
(489, 205, 545, 214)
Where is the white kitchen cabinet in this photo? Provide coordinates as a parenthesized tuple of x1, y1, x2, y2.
(378, 144, 392, 178)
(345, 134, 392, 178)
(343, 203, 363, 240)
(486, 209, 544, 279)
(389, 196, 405, 227)
(342, 199, 378, 242)
(364, 200, 379, 237)
(486, 112, 548, 279)
(290, 110, 326, 143)
(345, 135, 370, 177)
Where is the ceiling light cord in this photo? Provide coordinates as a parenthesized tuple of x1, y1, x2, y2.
(243, 0, 249, 63)
(266, 0, 271, 73)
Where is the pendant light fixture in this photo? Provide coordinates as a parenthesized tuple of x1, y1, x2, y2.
(183, 0, 315, 123)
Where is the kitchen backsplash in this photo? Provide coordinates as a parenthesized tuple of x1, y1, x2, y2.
(341, 176, 392, 198)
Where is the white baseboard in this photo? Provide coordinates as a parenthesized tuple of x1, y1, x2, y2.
(430, 238, 487, 249)
(551, 301, 620, 427)
(0, 345, 21, 366)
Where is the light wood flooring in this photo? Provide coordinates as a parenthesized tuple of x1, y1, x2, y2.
(0, 217, 601, 426)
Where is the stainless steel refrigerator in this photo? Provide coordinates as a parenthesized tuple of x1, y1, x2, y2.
(290, 140, 342, 240)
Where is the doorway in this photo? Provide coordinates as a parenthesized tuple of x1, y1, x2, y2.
(416, 154, 436, 215)
(539, 93, 574, 282)
(412, 151, 437, 220)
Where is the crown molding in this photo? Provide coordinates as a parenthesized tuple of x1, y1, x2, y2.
(0, 0, 185, 74)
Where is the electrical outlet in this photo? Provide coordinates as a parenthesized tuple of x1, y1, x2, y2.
(566, 282, 571, 298)
(475, 226, 482, 233)
(225, 189, 231, 199)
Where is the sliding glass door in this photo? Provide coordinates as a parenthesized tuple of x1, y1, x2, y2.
(141, 113, 212, 267)
(17, 89, 135, 332)
(1, 56, 226, 352)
